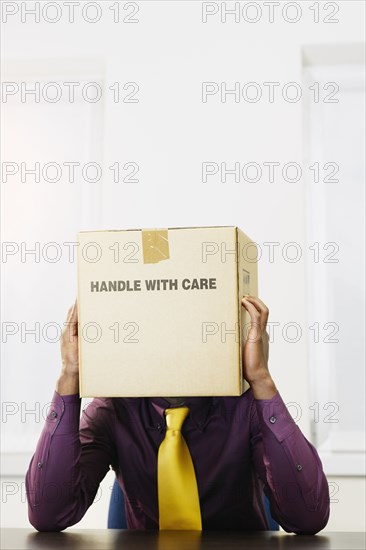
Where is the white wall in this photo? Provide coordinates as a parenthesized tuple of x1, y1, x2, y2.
(1, 0, 365, 532)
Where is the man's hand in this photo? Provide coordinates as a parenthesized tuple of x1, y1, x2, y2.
(241, 295, 277, 399)
(56, 299, 79, 396)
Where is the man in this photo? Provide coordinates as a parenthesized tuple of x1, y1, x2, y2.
(25, 296, 330, 533)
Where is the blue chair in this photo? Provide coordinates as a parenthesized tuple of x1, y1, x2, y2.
(263, 490, 280, 531)
(107, 477, 279, 530)
(108, 477, 127, 529)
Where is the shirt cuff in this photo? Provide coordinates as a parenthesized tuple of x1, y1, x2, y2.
(44, 390, 81, 436)
(55, 390, 80, 403)
(254, 390, 298, 443)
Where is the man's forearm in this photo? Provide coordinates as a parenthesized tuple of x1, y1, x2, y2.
(250, 375, 278, 400)
(252, 391, 330, 534)
(25, 390, 83, 531)
(56, 372, 79, 396)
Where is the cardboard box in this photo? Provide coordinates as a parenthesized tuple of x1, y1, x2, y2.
(77, 226, 258, 397)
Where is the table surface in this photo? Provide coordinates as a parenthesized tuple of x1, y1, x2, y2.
(1, 529, 365, 550)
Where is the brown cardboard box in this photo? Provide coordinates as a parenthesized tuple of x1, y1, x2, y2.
(77, 226, 258, 397)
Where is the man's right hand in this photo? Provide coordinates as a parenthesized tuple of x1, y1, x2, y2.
(56, 299, 79, 396)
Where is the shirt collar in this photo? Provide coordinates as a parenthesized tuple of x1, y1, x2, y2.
(148, 396, 213, 432)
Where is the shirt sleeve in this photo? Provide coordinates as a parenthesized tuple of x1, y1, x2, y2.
(25, 390, 117, 532)
(249, 389, 330, 535)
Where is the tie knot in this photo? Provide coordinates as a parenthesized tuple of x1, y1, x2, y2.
(164, 406, 189, 431)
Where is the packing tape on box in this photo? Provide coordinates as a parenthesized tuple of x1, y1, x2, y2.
(141, 229, 170, 264)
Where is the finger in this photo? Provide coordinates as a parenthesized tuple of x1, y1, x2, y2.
(69, 300, 78, 334)
(66, 305, 73, 321)
(241, 295, 269, 330)
(65, 301, 78, 335)
(70, 299, 78, 321)
(241, 298, 262, 340)
(241, 296, 267, 333)
(250, 296, 269, 329)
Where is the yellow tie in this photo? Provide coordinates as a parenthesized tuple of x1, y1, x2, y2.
(157, 406, 202, 530)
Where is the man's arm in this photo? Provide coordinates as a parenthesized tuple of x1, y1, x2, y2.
(241, 296, 330, 534)
(249, 386, 330, 535)
(25, 300, 117, 531)
(25, 388, 116, 531)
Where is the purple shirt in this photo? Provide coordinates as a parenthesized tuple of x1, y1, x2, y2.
(25, 388, 330, 534)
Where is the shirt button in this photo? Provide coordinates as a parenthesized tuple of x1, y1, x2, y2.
(156, 423, 161, 430)
(37, 462, 43, 469)
(50, 411, 57, 419)
(269, 416, 276, 424)
(296, 464, 303, 471)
